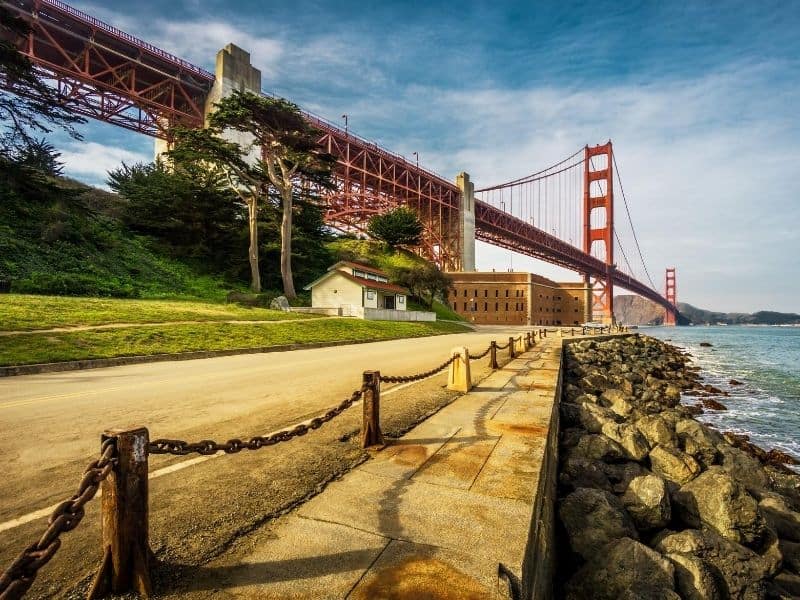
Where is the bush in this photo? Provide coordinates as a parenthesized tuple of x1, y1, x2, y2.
(366, 207, 423, 248)
(12, 272, 140, 298)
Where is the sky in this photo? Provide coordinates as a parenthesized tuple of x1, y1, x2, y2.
(44, 0, 800, 313)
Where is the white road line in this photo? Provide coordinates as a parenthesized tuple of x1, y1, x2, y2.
(0, 374, 438, 533)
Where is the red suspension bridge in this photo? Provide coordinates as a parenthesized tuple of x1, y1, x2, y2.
(2, 0, 679, 324)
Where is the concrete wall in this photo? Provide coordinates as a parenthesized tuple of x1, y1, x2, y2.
(363, 308, 436, 322)
(311, 274, 363, 311)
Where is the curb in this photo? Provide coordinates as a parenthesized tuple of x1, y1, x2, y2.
(0, 330, 471, 378)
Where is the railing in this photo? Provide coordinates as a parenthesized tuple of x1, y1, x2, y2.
(0, 329, 573, 598)
(37, 0, 216, 80)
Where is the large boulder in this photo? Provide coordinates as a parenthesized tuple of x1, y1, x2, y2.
(559, 457, 612, 493)
(770, 572, 800, 598)
(664, 553, 722, 600)
(601, 422, 650, 461)
(717, 445, 769, 495)
(599, 388, 634, 418)
(562, 401, 617, 434)
(673, 467, 767, 547)
(779, 539, 800, 574)
(676, 420, 720, 469)
(649, 445, 702, 485)
(636, 414, 677, 448)
(654, 529, 773, 599)
(663, 384, 683, 406)
(580, 371, 611, 393)
(622, 473, 671, 530)
(559, 488, 638, 561)
(270, 295, 291, 311)
(760, 496, 800, 542)
(566, 434, 627, 464)
(565, 537, 678, 600)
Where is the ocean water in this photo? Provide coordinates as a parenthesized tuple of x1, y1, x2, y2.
(644, 325, 800, 461)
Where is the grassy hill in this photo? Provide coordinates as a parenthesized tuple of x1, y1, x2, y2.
(0, 176, 236, 300)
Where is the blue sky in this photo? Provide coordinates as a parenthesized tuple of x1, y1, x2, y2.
(50, 1, 800, 312)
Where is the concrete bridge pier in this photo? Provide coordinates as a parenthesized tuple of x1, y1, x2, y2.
(154, 44, 262, 159)
(456, 172, 476, 272)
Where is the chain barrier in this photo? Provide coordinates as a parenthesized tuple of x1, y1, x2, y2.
(0, 439, 117, 600)
(468, 345, 492, 360)
(381, 354, 458, 384)
(496, 342, 510, 350)
(149, 389, 364, 456)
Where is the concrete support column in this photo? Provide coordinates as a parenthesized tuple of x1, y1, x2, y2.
(154, 44, 262, 160)
(583, 275, 593, 323)
(456, 172, 476, 272)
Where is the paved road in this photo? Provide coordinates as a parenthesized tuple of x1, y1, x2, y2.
(0, 326, 526, 524)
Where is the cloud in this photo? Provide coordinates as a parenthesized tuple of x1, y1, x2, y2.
(60, 142, 151, 184)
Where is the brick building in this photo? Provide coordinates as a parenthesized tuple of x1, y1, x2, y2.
(446, 271, 590, 326)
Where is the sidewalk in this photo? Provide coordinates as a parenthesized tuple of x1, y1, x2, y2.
(180, 338, 562, 599)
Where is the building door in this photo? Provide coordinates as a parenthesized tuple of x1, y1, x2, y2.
(384, 295, 395, 309)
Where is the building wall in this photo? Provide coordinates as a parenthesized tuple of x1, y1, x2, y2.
(446, 272, 588, 326)
(311, 274, 363, 310)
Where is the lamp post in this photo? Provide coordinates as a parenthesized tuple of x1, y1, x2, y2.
(412, 151, 419, 169)
(342, 114, 348, 136)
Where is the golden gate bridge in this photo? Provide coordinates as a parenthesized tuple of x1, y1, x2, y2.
(2, 0, 679, 325)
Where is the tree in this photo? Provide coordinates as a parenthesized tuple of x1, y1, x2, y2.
(392, 263, 452, 308)
(167, 91, 334, 296)
(107, 160, 245, 276)
(12, 137, 64, 175)
(367, 207, 423, 248)
(0, 6, 84, 158)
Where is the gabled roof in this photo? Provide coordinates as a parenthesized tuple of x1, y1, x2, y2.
(304, 269, 408, 294)
(329, 261, 388, 277)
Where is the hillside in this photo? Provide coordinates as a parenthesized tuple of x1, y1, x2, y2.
(615, 294, 800, 326)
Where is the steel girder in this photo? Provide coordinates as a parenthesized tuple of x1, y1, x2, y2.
(4, 0, 213, 137)
(311, 115, 463, 272)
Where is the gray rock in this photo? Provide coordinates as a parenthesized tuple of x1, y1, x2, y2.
(566, 434, 627, 464)
(599, 388, 635, 418)
(760, 496, 800, 542)
(779, 539, 800, 574)
(673, 467, 767, 547)
(566, 401, 618, 434)
(717, 445, 769, 495)
(565, 537, 678, 600)
(636, 414, 678, 448)
(559, 488, 638, 561)
(676, 419, 720, 468)
(604, 461, 648, 494)
(649, 445, 702, 485)
(663, 384, 683, 406)
(654, 529, 772, 599)
(665, 553, 722, 600)
(622, 473, 671, 530)
(771, 572, 800, 598)
(559, 457, 613, 493)
(601, 422, 650, 461)
(270, 295, 291, 311)
(580, 371, 611, 393)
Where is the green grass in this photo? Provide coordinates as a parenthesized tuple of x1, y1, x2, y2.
(0, 294, 319, 331)
(0, 319, 471, 366)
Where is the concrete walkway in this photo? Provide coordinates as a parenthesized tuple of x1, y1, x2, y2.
(190, 338, 562, 599)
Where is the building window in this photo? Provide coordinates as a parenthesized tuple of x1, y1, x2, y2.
(505, 290, 509, 297)
(398, 296, 405, 305)
(472, 303, 478, 312)
(474, 289, 478, 297)
(484, 302, 488, 311)
(495, 302, 498, 311)
(505, 302, 509, 311)
(484, 289, 488, 297)
(463, 289, 467, 297)
(463, 302, 467, 311)
(366, 290, 375, 300)
(495, 289, 499, 297)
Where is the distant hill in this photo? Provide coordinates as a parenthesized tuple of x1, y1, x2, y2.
(614, 295, 800, 326)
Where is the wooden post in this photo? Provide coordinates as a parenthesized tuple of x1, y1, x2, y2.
(447, 347, 472, 392)
(361, 371, 384, 448)
(489, 341, 499, 369)
(89, 428, 152, 599)
(508, 336, 515, 359)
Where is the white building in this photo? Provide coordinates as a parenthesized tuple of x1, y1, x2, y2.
(305, 261, 408, 312)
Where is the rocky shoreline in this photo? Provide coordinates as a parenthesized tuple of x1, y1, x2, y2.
(556, 334, 800, 599)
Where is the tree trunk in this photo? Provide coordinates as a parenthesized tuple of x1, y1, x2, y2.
(280, 187, 296, 299)
(247, 198, 261, 292)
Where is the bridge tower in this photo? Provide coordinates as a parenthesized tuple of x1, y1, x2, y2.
(664, 267, 677, 326)
(583, 142, 615, 324)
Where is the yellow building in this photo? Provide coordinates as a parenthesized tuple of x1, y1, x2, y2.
(446, 271, 589, 326)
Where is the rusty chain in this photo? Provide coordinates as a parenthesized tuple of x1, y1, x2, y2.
(495, 342, 510, 350)
(149, 388, 364, 456)
(0, 438, 117, 600)
(381, 354, 457, 384)
(468, 345, 492, 360)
